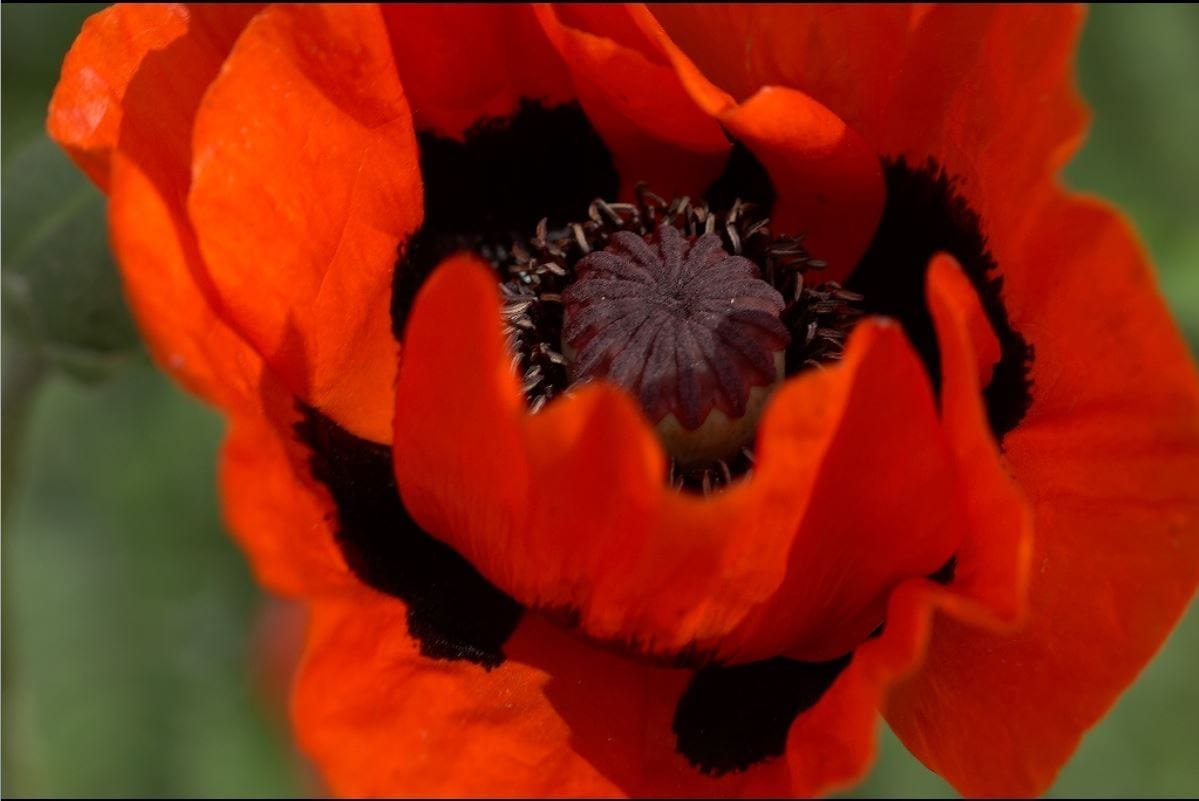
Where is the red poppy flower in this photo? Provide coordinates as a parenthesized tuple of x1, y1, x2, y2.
(50, 3, 1199, 796)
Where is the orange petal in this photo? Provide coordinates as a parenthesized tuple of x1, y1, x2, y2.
(294, 577, 963, 797)
(922, 255, 1032, 626)
(717, 86, 885, 282)
(838, 256, 1038, 801)
(623, 5, 886, 277)
(873, 6, 1089, 256)
(108, 151, 262, 411)
(390, 254, 533, 581)
(652, 4, 1087, 275)
(381, 4, 574, 138)
(531, 4, 884, 275)
(533, 4, 732, 199)
(651, 5, 1089, 450)
(721, 314, 960, 664)
(783, 577, 938, 796)
(886, 199, 1199, 795)
(647, 4, 917, 131)
(294, 589, 628, 797)
(53, 5, 264, 412)
(394, 255, 959, 664)
(784, 264, 1032, 792)
(48, 3, 178, 189)
(48, 4, 259, 191)
(220, 400, 355, 599)
(293, 587, 837, 796)
(188, 4, 421, 444)
(116, 155, 356, 607)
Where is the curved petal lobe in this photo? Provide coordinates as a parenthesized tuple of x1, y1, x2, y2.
(887, 201, 1199, 796)
(109, 152, 262, 411)
(382, 4, 574, 138)
(48, 4, 260, 191)
(393, 255, 960, 665)
(189, 4, 421, 443)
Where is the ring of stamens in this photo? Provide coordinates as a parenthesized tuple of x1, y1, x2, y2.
(499, 186, 864, 493)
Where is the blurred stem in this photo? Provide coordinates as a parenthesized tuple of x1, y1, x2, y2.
(2, 339, 47, 795)
(2, 339, 46, 520)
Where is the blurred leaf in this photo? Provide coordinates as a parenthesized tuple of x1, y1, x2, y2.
(1, 135, 141, 381)
(3, 368, 306, 797)
(1066, 3, 1199, 350)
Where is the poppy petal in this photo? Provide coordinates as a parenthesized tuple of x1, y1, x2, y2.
(188, 4, 421, 444)
(651, 4, 1087, 276)
(533, 4, 731, 199)
(380, 4, 574, 138)
(781, 577, 938, 795)
(922, 254, 1033, 627)
(47, 3, 260, 192)
(293, 591, 626, 797)
(787, 254, 1034, 790)
(48, 2, 177, 188)
(716, 86, 885, 280)
(647, 4, 917, 131)
(624, 6, 885, 277)
(871, 6, 1089, 260)
(51, 4, 264, 411)
(533, 5, 884, 275)
(293, 588, 779, 796)
(886, 199, 1199, 796)
(330, 254, 1032, 797)
(294, 576, 966, 797)
(108, 151, 262, 411)
(220, 396, 353, 599)
(393, 254, 959, 664)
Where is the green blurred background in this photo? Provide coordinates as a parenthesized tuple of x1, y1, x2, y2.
(2, 4, 1196, 796)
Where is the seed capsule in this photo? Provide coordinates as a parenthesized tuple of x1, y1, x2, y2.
(562, 226, 789, 466)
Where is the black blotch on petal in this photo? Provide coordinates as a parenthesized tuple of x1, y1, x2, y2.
(847, 157, 1033, 439)
(295, 405, 523, 669)
(673, 654, 852, 775)
(390, 100, 620, 339)
(704, 140, 776, 216)
(929, 554, 958, 586)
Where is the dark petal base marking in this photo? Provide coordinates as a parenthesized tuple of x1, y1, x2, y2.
(929, 554, 958, 586)
(295, 405, 523, 669)
(673, 655, 853, 776)
(295, 402, 853, 774)
(704, 140, 777, 217)
(390, 101, 620, 339)
(847, 157, 1033, 438)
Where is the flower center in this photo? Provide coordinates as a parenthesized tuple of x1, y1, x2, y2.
(562, 226, 788, 466)
(501, 188, 864, 492)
